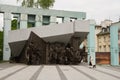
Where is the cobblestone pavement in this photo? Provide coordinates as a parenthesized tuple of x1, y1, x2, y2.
(0, 62, 120, 80)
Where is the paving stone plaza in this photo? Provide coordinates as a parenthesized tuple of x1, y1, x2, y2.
(0, 62, 120, 80)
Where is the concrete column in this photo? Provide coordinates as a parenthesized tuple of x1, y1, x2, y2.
(87, 33, 90, 64)
(110, 26, 119, 65)
(20, 14, 27, 29)
(64, 17, 70, 22)
(35, 15, 42, 27)
(3, 12, 11, 60)
(87, 20, 96, 64)
(50, 16, 56, 25)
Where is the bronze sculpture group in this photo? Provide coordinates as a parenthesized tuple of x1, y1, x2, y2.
(10, 32, 87, 65)
(47, 42, 85, 64)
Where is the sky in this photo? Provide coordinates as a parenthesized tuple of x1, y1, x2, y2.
(0, 0, 120, 30)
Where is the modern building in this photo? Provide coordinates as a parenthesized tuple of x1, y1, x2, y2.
(0, 4, 87, 61)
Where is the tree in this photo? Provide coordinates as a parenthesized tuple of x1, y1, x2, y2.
(17, 0, 55, 9)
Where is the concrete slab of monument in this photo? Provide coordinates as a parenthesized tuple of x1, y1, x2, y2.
(8, 20, 90, 43)
(8, 20, 90, 58)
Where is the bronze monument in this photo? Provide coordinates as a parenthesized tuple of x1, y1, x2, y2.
(9, 32, 87, 65)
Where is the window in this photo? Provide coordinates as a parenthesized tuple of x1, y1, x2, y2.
(12, 13, 20, 30)
(56, 17, 64, 24)
(104, 45, 106, 52)
(104, 36, 106, 42)
(42, 16, 50, 25)
(102, 28, 106, 32)
(28, 15, 35, 28)
(70, 17, 77, 22)
(99, 46, 101, 52)
(109, 45, 110, 51)
(98, 37, 101, 43)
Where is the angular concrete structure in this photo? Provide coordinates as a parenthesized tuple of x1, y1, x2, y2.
(8, 20, 89, 43)
(8, 20, 90, 64)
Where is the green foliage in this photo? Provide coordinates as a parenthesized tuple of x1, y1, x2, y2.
(36, 0, 55, 9)
(22, 0, 34, 7)
(17, 0, 55, 9)
(11, 19, 17, 30)
(0, 31, 3, 60)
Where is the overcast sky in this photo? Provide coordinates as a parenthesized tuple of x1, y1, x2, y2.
(0, 0, 120, 30)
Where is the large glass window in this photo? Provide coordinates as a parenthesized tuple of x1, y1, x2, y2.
(28, 15, 35, 28)
(42, 16, 50, 25)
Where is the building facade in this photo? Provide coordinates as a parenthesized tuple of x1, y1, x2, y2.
(95, 25, 102, 52)
(97, 27, 110, 52)
(96, 20, 112, 52)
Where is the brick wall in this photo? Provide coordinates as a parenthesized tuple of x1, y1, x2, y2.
(96, 52, 120, 65)
(96, 52, 110, 64)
